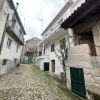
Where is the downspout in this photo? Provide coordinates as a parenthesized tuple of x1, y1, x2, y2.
(66, 29, 70, 48)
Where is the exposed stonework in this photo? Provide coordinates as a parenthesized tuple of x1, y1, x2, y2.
(66, 44, 100, 98)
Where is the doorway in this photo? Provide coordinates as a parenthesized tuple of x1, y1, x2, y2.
(44, 62, 49, 71)
(51, 60, 55, 72)
(70, 67, 86, 98)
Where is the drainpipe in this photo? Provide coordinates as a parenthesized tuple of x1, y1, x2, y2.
(42, 43, 44, 55)
(66, 29, 70, 48)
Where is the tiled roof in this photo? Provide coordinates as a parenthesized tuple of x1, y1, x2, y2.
(61, 0, 100, 29)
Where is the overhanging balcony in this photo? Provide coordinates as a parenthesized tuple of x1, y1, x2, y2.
(39, 28, 67, 46)
(6, 22, 24, 45)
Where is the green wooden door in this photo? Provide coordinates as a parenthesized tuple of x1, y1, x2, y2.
(70, 67, 86, 98)
(44, 63, 49, 71)
(28, 57, 32, 64)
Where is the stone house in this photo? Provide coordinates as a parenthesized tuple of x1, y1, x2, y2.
(61, 0, 100, 99)
(0, 0, 26, 74)
(21, 37, 42, 64)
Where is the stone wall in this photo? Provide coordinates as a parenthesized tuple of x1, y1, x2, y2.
(66, 44, 100, 97)
(92, 22, 100, 56)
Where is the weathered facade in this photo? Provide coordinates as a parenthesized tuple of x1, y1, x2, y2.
(21, 37, 41, 64)
(61, 0, 100, 99)
(36, 1, 74, 75)
(0, 0, 26, 74)
(37, 0, 100, 99)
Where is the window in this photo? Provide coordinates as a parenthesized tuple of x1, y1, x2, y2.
(2, 59, 7, 65)
(7, 38, 12, 49)
(16, 45, 19, 52)
(51, 44, 55, 52)
(60, 38, 66, 49)
(39, 52, 42, 56)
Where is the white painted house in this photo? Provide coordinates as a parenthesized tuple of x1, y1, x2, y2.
(0, 0, 26, 74)
(36, 0, 75, 75)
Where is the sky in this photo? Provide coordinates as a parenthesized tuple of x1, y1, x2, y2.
(13, 0, 65, 40)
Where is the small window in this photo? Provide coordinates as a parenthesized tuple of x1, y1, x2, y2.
(7, 38, 12, 49)
(39, 52, 42, 56)
(16, 45, 19, 52)
(2, 59, 7, 65)
(60, 38, 66, 49)
(51, 44, 55, 52)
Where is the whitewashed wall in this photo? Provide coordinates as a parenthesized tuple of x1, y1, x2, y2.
(0, 33, 22, 60)
(0, 33, 22, 74)
(0, 0, 8, 44)
(44, 35, 67, 75)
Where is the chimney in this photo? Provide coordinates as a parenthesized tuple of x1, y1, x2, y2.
(16, 2, 19, 10)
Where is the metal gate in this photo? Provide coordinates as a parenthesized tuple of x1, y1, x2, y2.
(70, 67, 86, 98)
(44, 63, 49, 71)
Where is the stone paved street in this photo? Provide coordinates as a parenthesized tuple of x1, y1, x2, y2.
(0, 64, 78, 100)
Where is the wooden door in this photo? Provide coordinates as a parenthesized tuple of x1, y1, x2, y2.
(70, 67, 86, 99)
(51, 60, 55, 72)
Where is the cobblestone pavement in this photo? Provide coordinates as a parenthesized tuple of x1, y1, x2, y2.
(0, 64, 78, 100)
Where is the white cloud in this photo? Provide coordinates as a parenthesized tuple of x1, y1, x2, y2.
(13, 0, 65, 40)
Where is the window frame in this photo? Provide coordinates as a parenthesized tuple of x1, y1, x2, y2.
(16, 45, 19, 52)
(2, 59, 7, 65)
(7, 38, 12, 49)
(51, 43, 55, 52)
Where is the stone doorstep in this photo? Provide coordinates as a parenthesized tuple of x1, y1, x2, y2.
(87, 85, 100, 96)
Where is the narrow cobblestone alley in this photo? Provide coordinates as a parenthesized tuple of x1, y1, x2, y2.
(0, 65, 79, 100)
